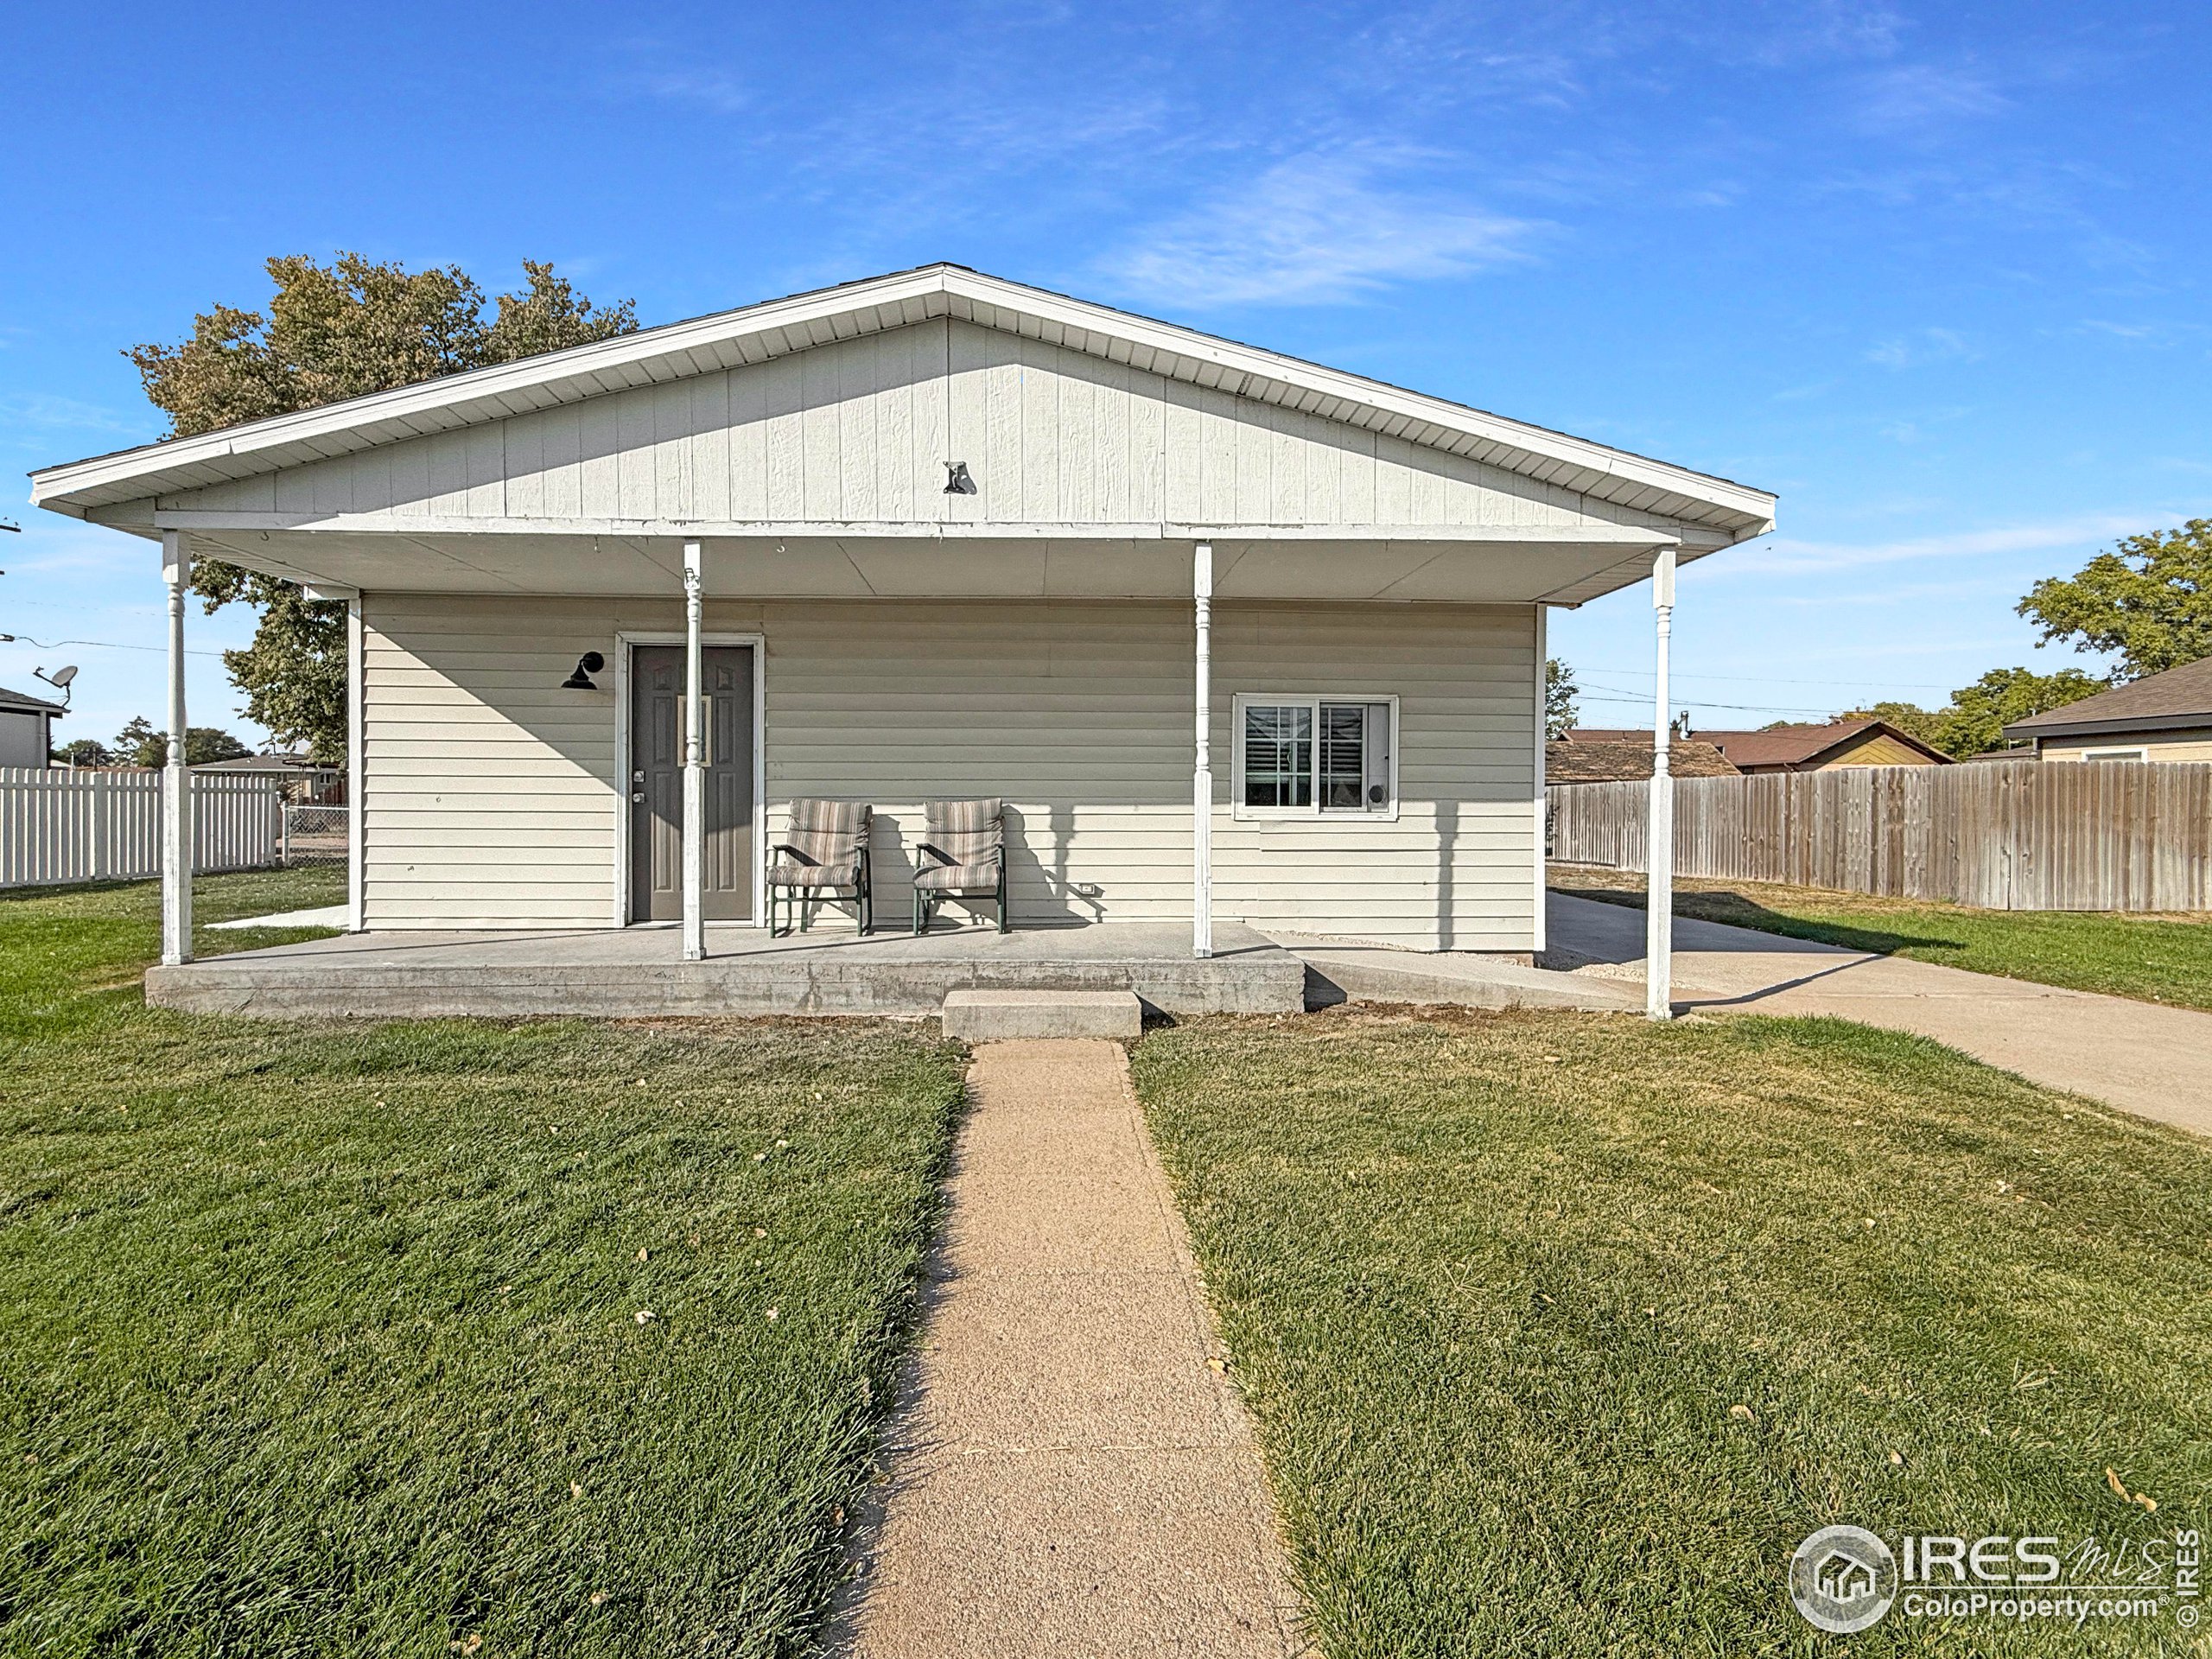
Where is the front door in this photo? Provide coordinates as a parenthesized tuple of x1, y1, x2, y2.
(629, 645, 754, 921)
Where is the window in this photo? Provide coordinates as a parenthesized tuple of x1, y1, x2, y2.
(2081, 747, 2148, 762)
(1236, 696, 1395, 817)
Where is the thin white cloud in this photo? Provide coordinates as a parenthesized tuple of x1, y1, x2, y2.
(1866, 326, 1973, 369)
(632, 68, 749, 114)
(0, 394, 142, 435)
(1101, 149, 1543, 307)
(1746, 512, 2177, 575)
(1850, 61, 2009, 136)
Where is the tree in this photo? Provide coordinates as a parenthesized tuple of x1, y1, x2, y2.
(2018, 519, 2212, 681)
(1933, 667, 2107, 757)
(110, 718, 254, 766)
(1545, 658, 1580, 739)
(129, 254, 638, 760)
(1838, 667, 2107, 759)
(115, 717, 164, 768)
(52, 738, 111, 766)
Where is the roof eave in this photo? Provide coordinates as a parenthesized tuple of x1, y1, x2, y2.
(31, 264, 1776, 532)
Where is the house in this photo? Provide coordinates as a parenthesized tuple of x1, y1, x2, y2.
(30, 264, 1775, 1007)
(1546, 734, 1738, 783)
(193, 752, 346, 804)
(2002, 655, 2212, 760)
(0, 685, 67, 768)
(1573, 719, 1948, 773)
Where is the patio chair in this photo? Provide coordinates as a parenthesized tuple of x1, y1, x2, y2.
(912, 798, 1008, 935)
(767, 798, 874, 936)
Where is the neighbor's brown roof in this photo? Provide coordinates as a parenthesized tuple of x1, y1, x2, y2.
(1564, 720, 1948, 768)
(2003, 656, 2212, 741)
(1547, 738, 1738, 783)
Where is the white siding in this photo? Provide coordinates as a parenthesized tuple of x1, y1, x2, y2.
(361, 594, 1537, 949)
(177, 321, 1671, 540)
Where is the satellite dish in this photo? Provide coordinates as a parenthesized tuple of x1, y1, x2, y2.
(33, 664, 77, 706)
(49, 665, 77, 688)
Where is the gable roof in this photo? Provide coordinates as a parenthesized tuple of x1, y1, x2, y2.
(29, 264, 1776, 538)
(1565, 720, 1950, 768)
(1546, 737, 1738, 783)
(1701, 720, 1949, 769)
(2004, 657, 2212, 741)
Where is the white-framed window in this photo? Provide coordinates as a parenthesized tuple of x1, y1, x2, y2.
(1232, 694, 1397, 819)
(2081, 747, 2149, 761)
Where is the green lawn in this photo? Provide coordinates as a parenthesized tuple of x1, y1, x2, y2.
(1550, 864, 2212, 1012)
(0, 870, 966, 1657)
(1135, 1010, 2211, 1657)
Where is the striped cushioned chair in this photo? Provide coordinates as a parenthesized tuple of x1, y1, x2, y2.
(912, 798, 1008, 934)
(767, 798, 874, 936)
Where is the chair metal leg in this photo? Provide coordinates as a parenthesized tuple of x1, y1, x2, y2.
(997, 864, 1009, 933)
(912, 887, 925, 936)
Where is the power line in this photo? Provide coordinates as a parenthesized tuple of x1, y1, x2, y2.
(0, 633, 227, 658)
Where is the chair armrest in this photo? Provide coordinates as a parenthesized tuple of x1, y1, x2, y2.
(915, 842, 954, 866)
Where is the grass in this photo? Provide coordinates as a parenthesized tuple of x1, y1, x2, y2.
(1135, 1008, 2212, 1657)
(0, 869, 967, 1657)
(1550, 863, 2212, 1012)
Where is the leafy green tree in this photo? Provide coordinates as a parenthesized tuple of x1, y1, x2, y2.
(114, 717, 164, 768)
(1840, 668, 2107, 758)
(1934, 667, 2107, 756)
(2018, 520, 2212, 681)
(52, 738, 111, 766)
(110, 718, 255, 767)
(1544, 658, 1579, 739)
(128, 254, 638, 760)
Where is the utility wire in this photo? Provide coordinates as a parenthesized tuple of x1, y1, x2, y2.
(0, 633, 228, 658)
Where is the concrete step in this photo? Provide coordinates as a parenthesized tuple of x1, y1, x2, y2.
(941, 988, 1143, 1041)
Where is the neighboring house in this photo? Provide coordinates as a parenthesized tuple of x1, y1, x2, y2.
(31, 264, 1776, 957)
(194, 752, 346, 804)
(1572, 720, 1949, 773)
(0, 685, 67, 768)
(1546, 735, 1738, 783)
(2001, 655, 2212, 761)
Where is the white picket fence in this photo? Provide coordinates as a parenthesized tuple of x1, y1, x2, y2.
(0, 767, 288, 889)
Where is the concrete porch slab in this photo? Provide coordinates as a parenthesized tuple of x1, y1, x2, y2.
(1269, 930, 1642, 1013)
(147, 920, 1302, 1020)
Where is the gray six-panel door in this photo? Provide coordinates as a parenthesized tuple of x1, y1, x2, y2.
(629, 645, 754, 921)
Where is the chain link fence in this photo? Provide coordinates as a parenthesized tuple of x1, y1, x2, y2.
(281, 804, 352, 867)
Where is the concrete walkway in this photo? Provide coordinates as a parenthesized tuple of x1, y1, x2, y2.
(831, 1039, 1303, 1658)
(1548, 891, 2212, 1137)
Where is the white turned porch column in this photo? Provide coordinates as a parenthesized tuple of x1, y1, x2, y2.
(1192, 542, 1214, 960)
(160, 530, 193, 964)
(346, 594, 365, 932)
(1645, 546, 1676, 1020)
(682, 539, 706, 962)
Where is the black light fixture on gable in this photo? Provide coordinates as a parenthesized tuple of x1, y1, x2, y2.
(562, 652, 606, 690)
(943, 460, 974, 494)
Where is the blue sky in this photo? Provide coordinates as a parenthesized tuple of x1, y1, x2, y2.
(4, 0, 2207, 746)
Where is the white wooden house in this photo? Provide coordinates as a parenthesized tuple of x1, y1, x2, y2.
(32, 266, 1772, 1007)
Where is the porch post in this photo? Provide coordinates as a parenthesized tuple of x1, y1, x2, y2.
(682, 539, 706, 962)
(160, 530, 193, 965)
(1645, 545, 1676, 1020)
(346, 595, 364, 932)
(1192, 542, 1213, 959)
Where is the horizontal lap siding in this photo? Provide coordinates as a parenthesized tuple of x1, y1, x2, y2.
(363, 596, 1538, 948)
(363, 597, 620, 927)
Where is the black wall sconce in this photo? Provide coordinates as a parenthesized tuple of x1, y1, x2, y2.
(562, 652, 606, 690)
(943, 460, 975, 494)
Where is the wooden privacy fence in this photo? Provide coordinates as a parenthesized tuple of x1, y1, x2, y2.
(1548, 760, 2212, 912)
(0, 768, 287, 889)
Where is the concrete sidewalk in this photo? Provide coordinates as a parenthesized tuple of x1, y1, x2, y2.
(1548, 891, 2212, 1137)
(830, 1039, 1303, 1658)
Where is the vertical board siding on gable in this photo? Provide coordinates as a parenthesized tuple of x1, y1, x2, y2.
(165, 321, 1664, 543)
(359, 594, 1536, 948)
